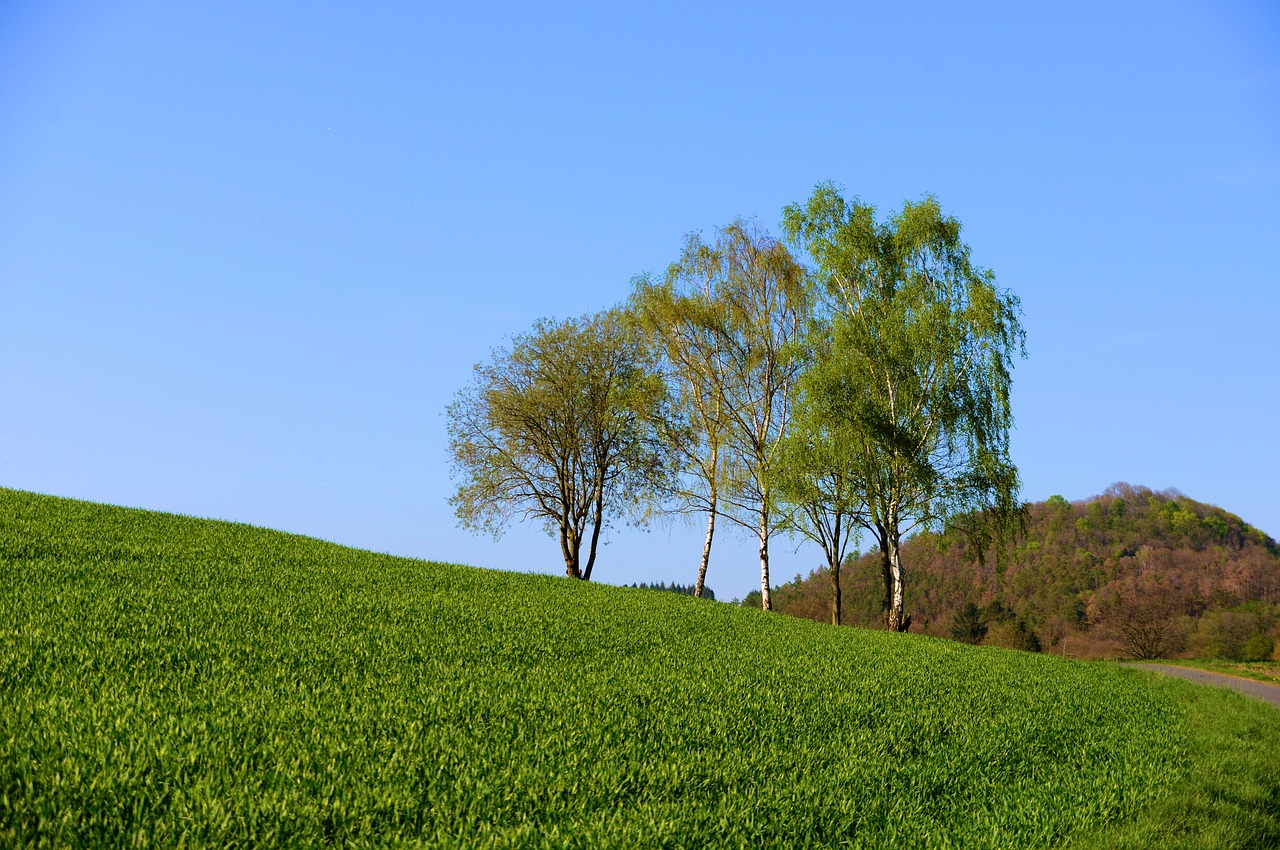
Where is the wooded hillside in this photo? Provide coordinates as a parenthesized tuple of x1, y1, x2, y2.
(750, 483, 1280, 659)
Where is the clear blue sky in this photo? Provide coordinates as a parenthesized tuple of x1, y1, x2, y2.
(2, 1, 1276, 601)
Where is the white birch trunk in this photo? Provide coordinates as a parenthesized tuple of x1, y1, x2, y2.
(695, 506, 715, 599)
(758, 504, 772, 611)
(886, 533, 907, 632)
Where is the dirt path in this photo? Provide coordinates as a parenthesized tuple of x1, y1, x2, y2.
(1123, 663, 1280, 710)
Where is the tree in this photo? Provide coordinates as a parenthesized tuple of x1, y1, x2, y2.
(980, 601, 1043, 652)
(783, 183, 1025, 632)
(950, 602, 988, 644)
(1095, 573, 1192, 659)
(773, 386, 863, 625)
(446, 310, 669, 579)
(630, 269, 734, 599)
(649, 221, 809, 611)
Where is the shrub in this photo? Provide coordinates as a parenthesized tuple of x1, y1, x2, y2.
(986, 619, 1044, 653)
(1240, 632, 1274, 662)
(1190, 609, 1266, 661)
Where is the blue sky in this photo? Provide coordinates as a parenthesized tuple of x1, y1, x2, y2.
(2, 1, 1276, 601)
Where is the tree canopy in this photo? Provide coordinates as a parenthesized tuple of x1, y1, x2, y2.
(782, 183, 1026, 631)
(630, 261, 734, 599)
(773, 386, 863, 625)
(447, 185, 1030, 628)
(446, 310, 670, 579)
(642, 221, 810, 611)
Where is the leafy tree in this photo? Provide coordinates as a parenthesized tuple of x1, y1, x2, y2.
(1202, 513, 1230, 541)
(446, 310, 669, 580)
(979, 602, 1043, 652)
(646, 221, 809, 611)
(630, 266, 734, 599)
(774, 387, 863, 625)
(1189, 603, 1278, 661)
(783, 183, 1026, 632)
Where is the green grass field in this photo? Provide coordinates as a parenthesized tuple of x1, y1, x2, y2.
(3, 488, 1278, 848)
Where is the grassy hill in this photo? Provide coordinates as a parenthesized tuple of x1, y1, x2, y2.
(3, 488, 1279, 848)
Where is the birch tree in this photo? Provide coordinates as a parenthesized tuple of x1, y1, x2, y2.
(630, 274, 732, 599)
(653, 221, 809, 611)
(783, 184, 1025, 631)
(446, 310, 670, 580)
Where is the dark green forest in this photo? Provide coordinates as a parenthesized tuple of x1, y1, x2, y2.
(627, 581, 716, 601)
(748, 483, 1280, 660)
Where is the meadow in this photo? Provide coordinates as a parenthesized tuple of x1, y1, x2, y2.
(2, 488, 1278, 848)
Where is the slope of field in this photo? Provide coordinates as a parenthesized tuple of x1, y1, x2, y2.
(2, 488, 1279, 848)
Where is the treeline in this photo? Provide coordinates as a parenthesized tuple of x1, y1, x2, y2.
(447, 182, 1025, 628)
(750, 484, 1280, 659)
(627, 582, 717, 601)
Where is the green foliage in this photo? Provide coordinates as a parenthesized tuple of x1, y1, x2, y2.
(628, 265, 733, 537)
(446, 310, 670, 579)
(950, 602, 988, 644)
(629, 221, 809, 605)
(1111, 498, 1128, 520)
(985, 619, 1044, 653)
(1189, 604, 1279, 661)
(637, 220, 810, 609)
(1241, 633, 1275, 663)
(976, 600, 1043, 652)
(627, 581, 715, 601)
(1201, 513, 1229, 541)
(772, 382, 863, 623)
(5, 488, 1280, 846)
(782, 183, 1026, 632)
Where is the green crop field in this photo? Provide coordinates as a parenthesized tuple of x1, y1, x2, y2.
(2, 488, 1278, 848)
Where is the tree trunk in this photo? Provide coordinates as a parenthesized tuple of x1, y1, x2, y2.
(560, 522, 582, 579)
(695, 501, 716, 599)
(830, 556, 842, 626)
(885, 532, 908, 632)
(582, 482, 605, 582)
(829, 514, 842, 625)
(758, 504, 772, 611)
(582, 520, 602, 581)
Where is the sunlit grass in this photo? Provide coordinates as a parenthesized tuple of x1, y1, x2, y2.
(2, 488, 1278, 847)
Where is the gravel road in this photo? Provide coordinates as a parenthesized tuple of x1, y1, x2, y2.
(1123, 663, 1280, 710)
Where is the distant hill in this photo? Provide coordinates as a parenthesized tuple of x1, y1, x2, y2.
(751, 483, 1280, 659)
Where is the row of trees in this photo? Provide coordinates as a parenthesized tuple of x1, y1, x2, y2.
(447, 183, 1026, 631)
(627, 582, 718, 601)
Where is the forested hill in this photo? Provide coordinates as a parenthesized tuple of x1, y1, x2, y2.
(756, 483, 1280, 659)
